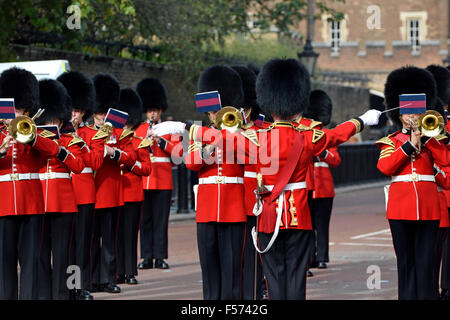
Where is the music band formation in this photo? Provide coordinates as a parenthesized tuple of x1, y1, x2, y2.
(0, 58, 449, 300)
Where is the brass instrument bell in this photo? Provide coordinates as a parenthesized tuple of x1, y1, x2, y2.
(7, 115, 37, 144)
(417, 110, 445, 137)
(214, 106, 243, 133)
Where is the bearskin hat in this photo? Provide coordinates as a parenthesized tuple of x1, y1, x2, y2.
(57, 71, 96, 122)
(303, 89, 333, 126)
(425, 64, 450, 105)
(118, 88, 143, 129)
(92, 73, 120, 114)
(231, 65, 261, 121)
(0, 67, 40, 116)
(136, 78, 168, 112)
(256, 58, 310, 119)
(198, 65, 244, 108)
(384, 66, 437, 128)
(36, 79, 71, 125)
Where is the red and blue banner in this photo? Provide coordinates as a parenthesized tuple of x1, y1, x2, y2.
(254, 114, 265, 127)
(0, 98, 15, 119)
(399, 93, 426, 114)
(195, 91, 222, 113)
(105, 108, 128, 128)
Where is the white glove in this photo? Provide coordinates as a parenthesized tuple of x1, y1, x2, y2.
(151, 121, 186, 136)
(359, 109, 382, 126)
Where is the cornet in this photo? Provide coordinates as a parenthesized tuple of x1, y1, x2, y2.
(409, 110, 446, 138)
(214, 106, 243, 133)
(7, 108, 44, 144)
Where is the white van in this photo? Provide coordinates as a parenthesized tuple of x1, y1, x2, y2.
(0, 60, 70, 80)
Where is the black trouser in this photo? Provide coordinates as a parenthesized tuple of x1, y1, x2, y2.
(310, 197, 334, 263)
(140, 190, 172, 260)
(0, 214, 43, 300)
(259, 229, 312, 300)
(118, 201, 142, 276)
(433, 227, 448, 296)
(38, 212, 75, 300)
(72, 203, 95, 290)
(197, 222, 245, 300)
(389, 219, 440, 300)
(241, 215, 264, 300)
(441, 209, 450, 290)
(91, 207, 119, 286)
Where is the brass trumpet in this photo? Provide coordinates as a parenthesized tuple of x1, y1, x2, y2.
(214, 106, 243, 133)
(416, 110, 446, 138)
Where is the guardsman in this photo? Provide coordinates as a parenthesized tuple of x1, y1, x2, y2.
(303, 89, 341, 270)
(151, 59, 380, 300)
(116, 88, 151, 285)
(135, 78, 182, 270)
(0, 67, 62, 300)
(90, 73, 137, 294)
(230, 65, 266, 300)
(376, 66, 450, 300)
(425, 64, 450, 299)
(185, 65, 249, 300)
(58, 70, 102, 300)
(36, 79, 85, 300)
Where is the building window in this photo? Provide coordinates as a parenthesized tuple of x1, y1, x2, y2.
(407, 18, 420, 53)
(329, 20, 341, 54)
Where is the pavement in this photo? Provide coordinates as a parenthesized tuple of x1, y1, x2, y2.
(93, 182, 398, 300)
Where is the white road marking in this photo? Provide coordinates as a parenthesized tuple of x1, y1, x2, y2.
(339, 242, 392, 247)
(350, 229, 390, 240)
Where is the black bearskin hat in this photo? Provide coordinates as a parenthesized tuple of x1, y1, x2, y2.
(256, 58, 310, 119)
(198, 65, 244, 108)
(231, 65, 261, 121)
(57, 71, 96, 122)
(303, 89, 333, 126)
(384, 66, 437, 128)
(92, 73, 120, 114)
(425, 64, 450, 105)
(0, 67, 40, 115)
(118, 88, 143, 129)
(136, 78, 168, 112)
(36, 79, 71, 125)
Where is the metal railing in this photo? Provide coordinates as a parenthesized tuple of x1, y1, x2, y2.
(169, 141, 387, 214)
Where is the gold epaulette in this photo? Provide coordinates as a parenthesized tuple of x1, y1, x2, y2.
(120, 128, 134, 140)
(435, 133, 448, 141)
(309, 120, 323, 128)
(39, 130, 57, 139)
(257, 122, 275, 132)
(240, 129, 259, 146)
(92, 127, 110, 140)
(68, 134, 85, 147)
(138, 138, 153, 149)
(311, 129, 325, 143)
(376, 136, 395, 148)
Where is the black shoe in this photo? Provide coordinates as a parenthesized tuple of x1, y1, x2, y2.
(441, 289, 450, 300)
(260, 289, 268, 300)
(307, 269, 314, 277)
(77, 289, 94, 300)
(100, 283, 121, 294)
(318, 262, 328, 269)
(125, 275, 138, 285)
(154, 259, 170, 269)
(138, 259, 153, 269)
(116, 274, 125, 284)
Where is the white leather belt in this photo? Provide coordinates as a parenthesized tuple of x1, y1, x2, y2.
(0, 173, 40, 182)
(265, 181, 307, 191)
(80, 167, 93, 174)
(244, 171, 257, 178)
(39, 172, 71, 180)
(199, 176, 244, 185)
(151, 156, 170, 163)
(314, 162, 329, 168)
(391, 174, 435, 183)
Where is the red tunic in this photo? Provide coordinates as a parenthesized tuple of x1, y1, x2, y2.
(94, 127, 137, 209)
(71, 124, 105, 205)
(376, 131, 450, 220)
(312, 147, 341, 198)
(0, 129, 61, 216)
(434, 165, 450, 228)
(39, 133, 85, 213)
(135, 122, 183, 190)
(122, 134, 152, 203)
